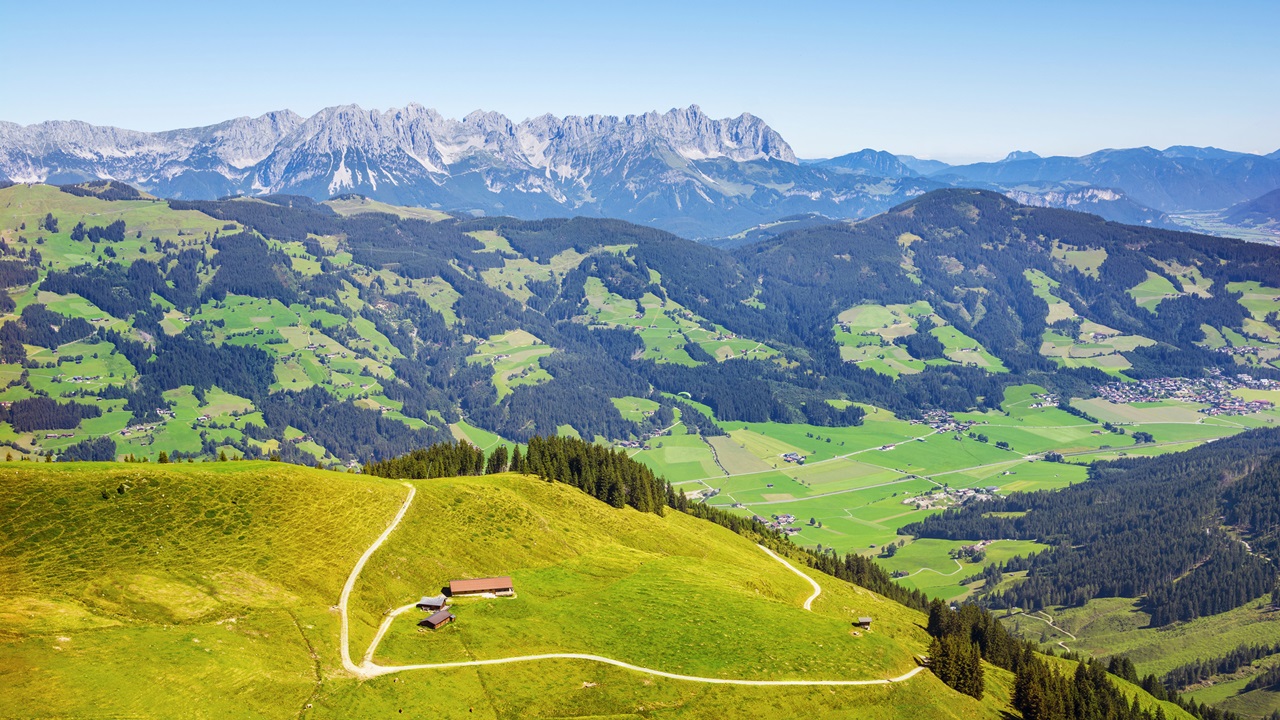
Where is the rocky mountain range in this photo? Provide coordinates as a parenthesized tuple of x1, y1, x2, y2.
(2, 104, 1278, 238)
(933, 146, 1280, 215)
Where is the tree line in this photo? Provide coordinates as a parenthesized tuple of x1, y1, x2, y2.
(1162, 641, 1280, 693)
(902, 428, 1280, 626)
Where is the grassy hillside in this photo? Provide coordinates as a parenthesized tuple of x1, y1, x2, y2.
(1, 460, 1014, 718)
(0, 461, 406, 718)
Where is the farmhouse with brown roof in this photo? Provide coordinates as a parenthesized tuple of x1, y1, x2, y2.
(449, 576, 514, 596)
(419, 608, 454, 629)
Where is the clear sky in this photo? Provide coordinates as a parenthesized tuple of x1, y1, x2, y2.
(2, 0, 1276, 163)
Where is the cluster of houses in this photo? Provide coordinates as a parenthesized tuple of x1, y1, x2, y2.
(66, 375, 102, 384)
(1093, 372, 1276, 416)
(901, 485, 998, 511)
(118, 422, 159, 438)
(685, 487, 720, 501)
(1027, 392, 1061, 409)
(751, 513, 801, 535)
(301, 344, 350, 361)
(1215, 345, 1270, 357)
(911, 409, 979, 434)
(1203, 398, 1275, 416)
(43, 432, 75, 440)
(780, 452, 806, 465)
(416, 576, 515, 630)
(953, 541, 992, 559)
(615, 439, 652, 450)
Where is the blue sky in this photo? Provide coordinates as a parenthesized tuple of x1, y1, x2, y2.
(2, 0, 1276, 162)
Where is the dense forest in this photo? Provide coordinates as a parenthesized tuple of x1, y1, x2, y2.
(4, 184, 1277, 468)
(903, 428, 1280, 625)
(158, 190, 1280, 456)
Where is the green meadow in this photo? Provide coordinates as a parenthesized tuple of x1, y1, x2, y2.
(832, 301, 1004, 377)
(467, 329, 555, 399)
(583, 277, 778, 365)
(0, 462, 1026, 719)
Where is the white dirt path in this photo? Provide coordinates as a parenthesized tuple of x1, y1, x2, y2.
(339, 481, 926, 687)
(757, 544, 821, 610)
(338, 483, 416, 676)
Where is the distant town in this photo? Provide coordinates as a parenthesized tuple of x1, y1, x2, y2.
(1093, 371, 1276, 416)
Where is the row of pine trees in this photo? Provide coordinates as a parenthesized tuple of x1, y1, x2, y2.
(362, 436, 673, 516)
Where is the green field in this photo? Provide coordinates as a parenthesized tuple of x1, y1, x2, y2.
(667, 384, 1255, 605)
(833, 302, 1004, 376)
(1052, 242, 1107, 278)
(1025, 269, 1078, 323)
(0, 462, 1032, 719)
(482, 247, 595, 304)
(876, 539, 1051, 601)
(832, 303, 929, 377)
(325, 196, 450, 222)
(1039, 324, 1155, 375)
(1127, 270, 1183, 311)
(1002, 595, 1280, 682)
(611, 395, 661, 422)
(1229, 281, 1280, 320)
(467, 329, 554, 399)
(583, 277, 778, 366)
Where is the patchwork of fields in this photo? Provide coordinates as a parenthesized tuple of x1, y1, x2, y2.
(582, 276, 779, 365)
(833, 301, 1005, 377)
(623, 383, 1280, 602)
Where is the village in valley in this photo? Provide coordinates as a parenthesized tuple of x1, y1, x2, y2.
(1092, 371, 1277, 416)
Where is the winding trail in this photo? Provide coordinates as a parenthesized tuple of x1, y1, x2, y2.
(338, 483, 417, 676)
(1011, 610, 1076, 652)
(337, 480, 926, 687)
(757, 544, 821, 610)
(907, 558, 964, 578)
(360, 654, 925, 684)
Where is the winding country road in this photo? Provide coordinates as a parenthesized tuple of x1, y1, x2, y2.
(336, 480, 927, 686)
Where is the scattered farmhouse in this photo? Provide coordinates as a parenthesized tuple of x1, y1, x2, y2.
(449, 576, 515, 597)
(419, 608, 454, 629)
(416, 594, 448, 611)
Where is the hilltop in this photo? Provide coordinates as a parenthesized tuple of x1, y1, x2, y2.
(0, 461, 987, 718)
(0, 460, 1202, 719)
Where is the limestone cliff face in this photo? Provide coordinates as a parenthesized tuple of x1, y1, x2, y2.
(0, 104, 941, 238)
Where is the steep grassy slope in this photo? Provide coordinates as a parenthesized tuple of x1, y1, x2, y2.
(0, 461, 988, 718)
(0, 462, 406, 718)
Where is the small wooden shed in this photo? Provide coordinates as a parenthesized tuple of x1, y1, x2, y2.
(420, 608, 454, 629)
(856, 617, 873, 630)
(416, 594, 448, 611)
